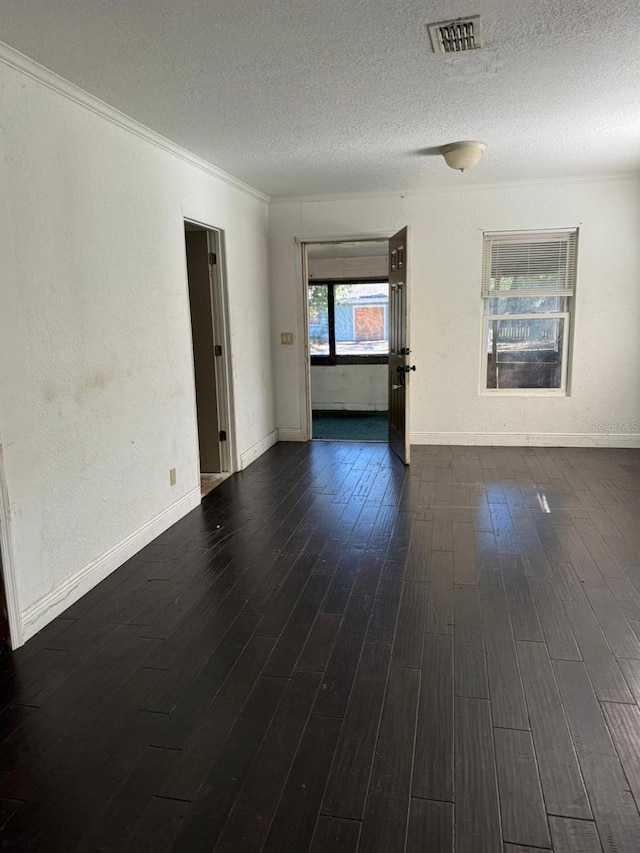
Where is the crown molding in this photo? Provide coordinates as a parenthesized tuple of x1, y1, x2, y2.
(0, 41, 270, 204)
(269, 171, 640, 205)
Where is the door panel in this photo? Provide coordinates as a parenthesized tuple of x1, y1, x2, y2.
(388, 227, 411, 465)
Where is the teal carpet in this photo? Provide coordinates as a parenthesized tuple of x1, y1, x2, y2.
(312, 410, 388, 442)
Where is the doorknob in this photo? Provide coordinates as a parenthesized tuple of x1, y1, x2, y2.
(396, 365, 417, 374)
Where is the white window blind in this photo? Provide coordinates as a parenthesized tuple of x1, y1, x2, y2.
(482, 229, 578, 298)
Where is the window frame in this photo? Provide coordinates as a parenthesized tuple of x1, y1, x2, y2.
(308, 277, 390, 366)
(479, 229, 578, 396)
(481, 310, 570, 396)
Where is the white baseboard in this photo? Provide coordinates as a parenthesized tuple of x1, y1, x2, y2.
(20, 486, 201, 644)
(278, 428, 307, 442)
(410, 432, 640, 448)
(240, 429, 279, 469)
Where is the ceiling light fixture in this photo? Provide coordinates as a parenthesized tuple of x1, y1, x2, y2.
(441, 140, 487, 172)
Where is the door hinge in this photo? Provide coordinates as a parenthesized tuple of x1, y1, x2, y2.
(208, 252, 217, 265)
(214, 344, 223, 357)
(219, 430, 227, 442)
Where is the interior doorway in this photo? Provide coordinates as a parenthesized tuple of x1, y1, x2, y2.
(184, 221, 236, 494)
(304, 240, 390, 442)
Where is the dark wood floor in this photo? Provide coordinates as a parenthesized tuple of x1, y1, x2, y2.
(1, 442, 640, 852)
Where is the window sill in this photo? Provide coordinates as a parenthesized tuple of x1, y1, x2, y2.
(479, 388, 567, 397)
(311, 356, 389, 366)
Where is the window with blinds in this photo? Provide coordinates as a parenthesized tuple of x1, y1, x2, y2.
(482, 230, 578, 298)
(481, 229, 578, 394)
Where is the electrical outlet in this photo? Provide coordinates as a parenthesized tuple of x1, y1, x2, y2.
(280, 332, 294, 345)
(169, 467, 177, 486)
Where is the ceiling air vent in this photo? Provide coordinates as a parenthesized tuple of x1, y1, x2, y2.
(427, 16, 483, 53)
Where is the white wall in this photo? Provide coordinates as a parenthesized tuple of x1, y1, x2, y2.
(311, 365, 387, 411)
(270, 177, 640, 446)
(308, 255, 387, 279)
(0, 57, 275, 644)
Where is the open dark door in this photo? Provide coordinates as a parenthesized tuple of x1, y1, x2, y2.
(388, 227, 413, 465)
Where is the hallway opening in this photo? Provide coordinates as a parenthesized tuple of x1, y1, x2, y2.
(305, 240, 390, 443)
(184, 220, 236, 492)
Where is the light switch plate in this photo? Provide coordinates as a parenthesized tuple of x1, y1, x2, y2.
(280, 332, 294, 345)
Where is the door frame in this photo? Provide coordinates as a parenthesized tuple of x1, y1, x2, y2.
(184, 219, 238, 474)
(296, 232, 396, 442)
(0, 443, 23, 648)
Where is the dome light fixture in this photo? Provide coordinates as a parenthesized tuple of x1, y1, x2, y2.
(441, 140, 487, 172)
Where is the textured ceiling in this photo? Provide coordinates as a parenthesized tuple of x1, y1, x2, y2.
(1, 0, 639, 197)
